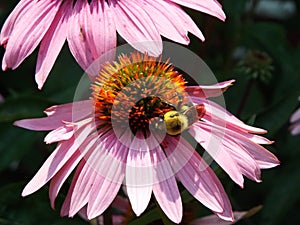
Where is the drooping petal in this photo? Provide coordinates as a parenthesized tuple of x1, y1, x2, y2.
(220, 125, 279, 169)
(237, 139, 280, 169)
(170, 0, 226, 21)
(87, 0, 117, 76)
(186, 80, 235, 98)
(191, 121, 279, 171)
(164, 136, 233, 221)
(87, 131, 128, 219)
(189, 122, 243, 186)
(60, 159, 86, 217)
(44, 123, 76, 144)
(190, 122, 262, 186)
(67, 0, 94, 71)
(14, 100, 92, 131)
(22, 119, 94, 196)
(125, 131, 153, 216)
(49, 132, 99, 208)
(67, 0, 116, 76)
(151, 147, 183, 224)
(35, 0, 73, 89)
(111, 0, 162, 56)
(226, 125, 273, 145)
(0, 0, 36, 46)
(67, 160, 99, 216)
(191, 97, 267, 134)
(3, 0, 62, 70)
(143, 0, 190, 44)
(168, 1, 205, 41)
(67, 130, 118, 216)
(45, 99, 92, 120)
(49, 150, 82, 209)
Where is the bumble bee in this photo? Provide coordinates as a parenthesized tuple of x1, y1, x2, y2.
(153, 101, 206, 136)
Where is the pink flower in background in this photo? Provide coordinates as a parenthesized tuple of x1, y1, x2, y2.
(14, 53, 279, 223)
(290, 97, 300, 135)
(1, 0, 225, 89)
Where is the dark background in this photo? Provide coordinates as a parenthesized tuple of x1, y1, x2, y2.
(0, 0, 300, 224)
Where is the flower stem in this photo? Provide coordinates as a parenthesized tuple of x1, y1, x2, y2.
(236, 79, 254, 117)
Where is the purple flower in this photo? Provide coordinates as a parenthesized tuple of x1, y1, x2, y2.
(1, 0, 225, 89)
(14, 53, 279, 223)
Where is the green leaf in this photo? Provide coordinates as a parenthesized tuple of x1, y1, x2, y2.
(261, 162, 300, 225)
(0, 95, 53, 122)
(0, 123, 44, 171)
(256, 91, 299, 136)
(0, 182, 88, 225)
(127, 207, 161, 225)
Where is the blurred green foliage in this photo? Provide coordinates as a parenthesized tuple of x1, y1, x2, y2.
(1, 0, 300, 224)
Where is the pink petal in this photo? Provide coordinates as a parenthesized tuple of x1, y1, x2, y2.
(35, 0, 73, 89)
(111, 0, 162, 56)
(61, 127, 124, 217)
(67, 130, 119, 216)
(87, 0, 117, 76)
(189, 123, 244, 187)
(3, 0, 61, 70)
(22, 120, 94, 196)
(192, 121, 279, 170)
(44, 123, 76, 144)
(143, 0, 190, 44)
(0, 0, 36, 46)
(218, 124, 279, 169)
(190, 122, 262, 186)
(67, 0, 116, 76)
(125, 131, 153, 216)
(248, 134, 273, 145)
(220, 135, 261, 182)
(87, 133, 128, 219)
(290, 121, 300, 135)
(151, 147, 183, 224)
(14, 100, 92, 131)
(191, 211, 247, 225)
(290, 107, 300, 123)
(67, 160, 99, 217)
(191, 97, 267, 134)
(49, 132, 99, 208)
(228, 126, 273, 145)
(49, 150, 82, 209)
(60, 160, 86, 217)
(237, 140, 280, 169)
(186, 80, 235, 99)
(45, 99, 92, 119)
(67, 0, 94, 71)
(170, 0, 226, 21)
(163, 136, 233, 221)
(169, 2, 205, 41)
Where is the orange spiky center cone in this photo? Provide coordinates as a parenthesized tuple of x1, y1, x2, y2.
(91, 52, 187, 134)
